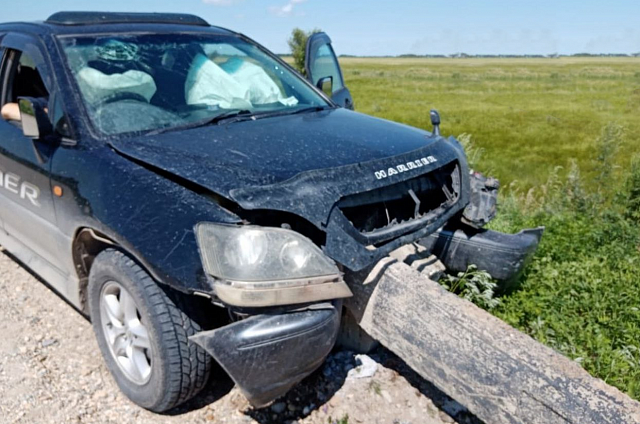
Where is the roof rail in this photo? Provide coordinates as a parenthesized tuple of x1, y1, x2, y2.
(45, 11, 210, 27)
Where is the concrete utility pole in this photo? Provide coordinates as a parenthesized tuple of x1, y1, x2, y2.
(343, 245, 640, 424)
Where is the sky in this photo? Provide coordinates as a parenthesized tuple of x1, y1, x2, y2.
(4, 0, 640, 56)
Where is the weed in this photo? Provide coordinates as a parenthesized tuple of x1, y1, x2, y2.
(328, 414, 350, 424)
(625, 155, 640, 220)
(457, 133, 484, 171)
(368, 380, 382, 396)
(439, 265, 500, 310)
(593, 122, 624, 197)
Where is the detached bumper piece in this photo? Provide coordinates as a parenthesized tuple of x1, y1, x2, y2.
(419, 225, 544, 288)
(190, 304, 340, 407)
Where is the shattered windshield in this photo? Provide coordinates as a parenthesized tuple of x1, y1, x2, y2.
(58, 33, 330, 135)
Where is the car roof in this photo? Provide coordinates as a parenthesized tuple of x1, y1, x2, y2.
(0, 11, 237, 37)
(45, 11, 210, 27)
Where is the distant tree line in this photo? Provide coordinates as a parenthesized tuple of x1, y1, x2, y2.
(285, 28, 640, 62)
(338, 52, 640, 59)
(280, 52, 640, 59)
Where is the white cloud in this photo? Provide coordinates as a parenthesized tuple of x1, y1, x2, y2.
(202, 0, 243, 5)
(269, 0, 306, 17)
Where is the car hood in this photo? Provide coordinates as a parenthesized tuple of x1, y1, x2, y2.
(110, 108, 440, 197)
(110, 107, 471, 271)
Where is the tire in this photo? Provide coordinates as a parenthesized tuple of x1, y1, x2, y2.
(88, 248, 212, 412)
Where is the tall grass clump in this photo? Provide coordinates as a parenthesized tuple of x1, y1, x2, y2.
(484, 123, 640, 398)
(439, 265, 500, 310)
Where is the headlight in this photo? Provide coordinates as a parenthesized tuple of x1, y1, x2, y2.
(196, 223, 339, 282)
(195, 223, 352, 306)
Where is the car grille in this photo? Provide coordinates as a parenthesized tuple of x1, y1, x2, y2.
(338, 162, 461, 236)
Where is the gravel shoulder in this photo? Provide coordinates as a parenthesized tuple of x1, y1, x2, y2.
(0, 250, 478, 424)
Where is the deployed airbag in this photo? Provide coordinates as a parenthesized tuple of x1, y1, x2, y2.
(76, 67, 157, 104)
(222, 57, 287, 105)
(185, 53, 250, 109)
(185, 53, 296, 108)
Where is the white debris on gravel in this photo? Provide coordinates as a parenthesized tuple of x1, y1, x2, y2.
(0, 251, 478, 424)
(346, 354, 378, 380)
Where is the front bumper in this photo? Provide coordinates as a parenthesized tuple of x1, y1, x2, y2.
(190, 303, 340, 407)
(419, 224, 544, 289)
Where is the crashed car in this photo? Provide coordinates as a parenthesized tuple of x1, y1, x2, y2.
(0, 11, 542, 412)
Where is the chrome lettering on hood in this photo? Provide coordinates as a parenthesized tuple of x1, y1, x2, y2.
(374, 156, 438, 180)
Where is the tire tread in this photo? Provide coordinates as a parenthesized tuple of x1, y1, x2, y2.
(90, 249, 211, 412)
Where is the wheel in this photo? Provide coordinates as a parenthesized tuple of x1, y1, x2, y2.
(88, 248, 212, 412)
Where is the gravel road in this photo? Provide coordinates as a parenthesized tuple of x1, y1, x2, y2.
(0, 250, 478, 424)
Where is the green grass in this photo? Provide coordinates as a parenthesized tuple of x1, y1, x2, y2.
(341, 57, 640, 190)
(339, 57, 640, 399)
(488, 154, 640, 398)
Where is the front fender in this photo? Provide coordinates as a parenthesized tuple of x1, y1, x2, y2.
(51, 144, 241, 293)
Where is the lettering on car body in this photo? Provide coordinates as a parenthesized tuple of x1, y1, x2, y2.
(0, 170, 40, 207)
(374, 156, 438, 180)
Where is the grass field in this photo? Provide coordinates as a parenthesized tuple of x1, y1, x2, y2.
(337, 57, 640, 399)
(340, 57, 640, 189)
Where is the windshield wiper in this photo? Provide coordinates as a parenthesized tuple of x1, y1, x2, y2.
(288, 105, 331, 115)
(147, 109, 254, 136)
(208, 109, 254, 124)
(146, 106, 331, 136)
(198, 106, 328, 125)
(249, 105, 331, 121)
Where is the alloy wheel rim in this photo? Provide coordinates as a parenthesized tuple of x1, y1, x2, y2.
(99, 281, 152, 385)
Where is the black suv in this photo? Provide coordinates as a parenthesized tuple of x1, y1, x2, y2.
(0, 11, 541, 412)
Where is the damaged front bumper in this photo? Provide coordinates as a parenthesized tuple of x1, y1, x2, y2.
(419, 224, 544, 288)
(190, 303, 340, 407)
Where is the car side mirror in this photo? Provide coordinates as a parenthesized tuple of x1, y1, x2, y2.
(430, 109, 441, 137)
(317, 76, 333, 97)
(19, 97, 52, 139)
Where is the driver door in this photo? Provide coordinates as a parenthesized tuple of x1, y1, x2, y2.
(0, 35, 66, 273)
(305, 33, 354, 110)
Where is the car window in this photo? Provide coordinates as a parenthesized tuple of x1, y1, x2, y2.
(14, 53, 49, 100)
(0, 50, 49, 123)
(309, 44, 344, 92)
(58, 33, 331, 136)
